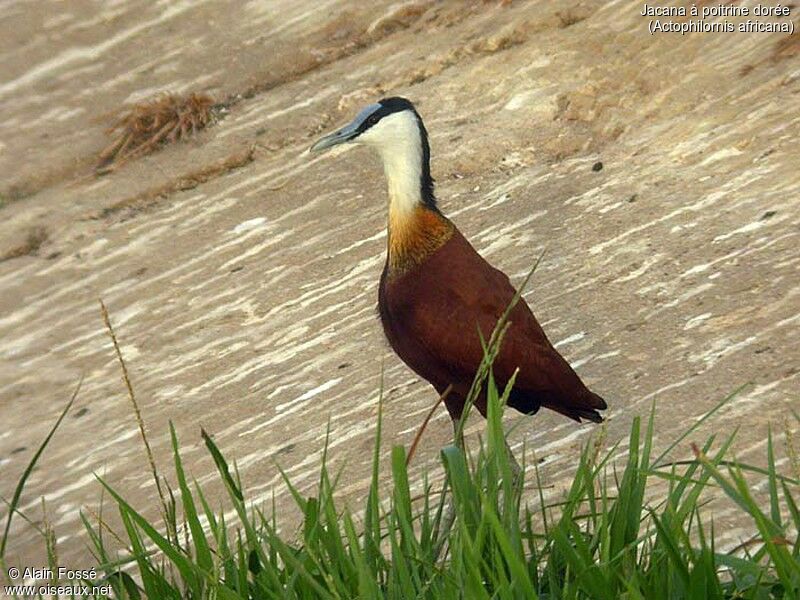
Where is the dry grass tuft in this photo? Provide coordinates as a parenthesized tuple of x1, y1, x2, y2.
(366, 1, 429, 38)
(471, 25, 528, 53)
(556, 8, 589, 28)
(772, 28, 800, 62)
(0, 183, 35, 208)
(98, 92, 216, 172)
(738, 27, 799, 76)
(0, 226, 49, 262)
(739, 63, 756, 76)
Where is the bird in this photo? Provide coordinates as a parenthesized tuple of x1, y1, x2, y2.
(310, 97, 607, 445)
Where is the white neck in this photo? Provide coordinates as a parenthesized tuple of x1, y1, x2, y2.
(381, 143, 423, 222)
(358, 110, 425, 221)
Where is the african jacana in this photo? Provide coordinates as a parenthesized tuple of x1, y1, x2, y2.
(311, 97, 607, 447)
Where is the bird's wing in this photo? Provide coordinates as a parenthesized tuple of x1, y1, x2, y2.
(398, 231, 602, 415)
(407, 267, 567, 388)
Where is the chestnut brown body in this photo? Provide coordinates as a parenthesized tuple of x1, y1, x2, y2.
(379, 207, 606, 422)
(310, 96, 606, 426)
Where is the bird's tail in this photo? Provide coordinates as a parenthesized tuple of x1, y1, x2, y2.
(544, 391, 607, 424)
(508, 388, 607, 423)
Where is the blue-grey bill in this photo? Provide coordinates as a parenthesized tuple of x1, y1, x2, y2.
(309, 102, 382, 153)
(310, 126, 358, 153)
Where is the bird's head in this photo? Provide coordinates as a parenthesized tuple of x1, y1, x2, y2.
(310, 97, 436, 207)
(310, 97, 424, 156)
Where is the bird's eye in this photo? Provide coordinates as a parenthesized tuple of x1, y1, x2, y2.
(367, 114, 380, 125)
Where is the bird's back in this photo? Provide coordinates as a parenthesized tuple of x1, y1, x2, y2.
(379, 215, 606, 422)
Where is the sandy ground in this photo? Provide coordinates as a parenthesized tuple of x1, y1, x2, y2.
(1, 0, 799, 573)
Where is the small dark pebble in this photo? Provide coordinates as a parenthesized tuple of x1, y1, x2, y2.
(337, 362, 351, 369)
(74, 407, 89, 418)
(11, 446, 27, 454)
(255, 127, 267, 137)
(592, 161, 603, 172)
(46, 251, 61, 260)
(760, 210, 777, 220)
(230, 265, 244, 273)
(627, 194, 638, 203)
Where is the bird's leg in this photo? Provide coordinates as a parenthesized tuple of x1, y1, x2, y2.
(452, 414, 465, 450)
(434, 415, 463, 560)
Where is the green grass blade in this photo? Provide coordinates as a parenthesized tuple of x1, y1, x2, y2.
(653, 383, 750, 467)
(0, 376, 82, 558)
(201, 428, 243, 502)
(169, 423, 213, 577)
(98, 476, 203, 595)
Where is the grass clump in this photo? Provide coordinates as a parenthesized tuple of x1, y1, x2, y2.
(3, 379, 799, 598)
(1, 288, 798, 598)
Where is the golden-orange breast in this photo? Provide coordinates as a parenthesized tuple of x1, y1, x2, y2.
(387, 205, 454, 275)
